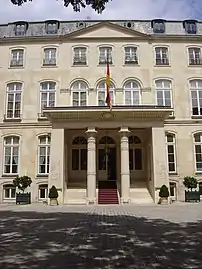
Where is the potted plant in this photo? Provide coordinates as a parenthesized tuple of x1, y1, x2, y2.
(158, 184, 169, 204)
(48, 185, 59, 205)
(183, 176, 200, 202)
(13, 175, 32, 204)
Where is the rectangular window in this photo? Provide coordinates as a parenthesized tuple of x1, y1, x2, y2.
(166, 134, 176, 173)
(99, 47, 112, 64)
(73, 47, 87, 65)
(188, 48, 202, 65)
(4, 137, 19, 175)
(38, 136, 50, 175)
(124, 47, 138, 64)
(39, 184, 48, 199)
(43, 48, 56, 66)
(3, 185, 16, 199)
(129, 148, 142, 170)
(10, 49, 24, 67)
(15, 24, 27, 36)
(98, 149, 106, 170)
(155, 47, 169, 65)
(72, 149, 87, 170)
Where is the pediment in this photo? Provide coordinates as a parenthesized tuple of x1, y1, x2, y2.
(66, 22, 149, 40)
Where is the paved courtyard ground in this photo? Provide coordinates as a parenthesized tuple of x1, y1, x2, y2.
(0, 203, 202, 269)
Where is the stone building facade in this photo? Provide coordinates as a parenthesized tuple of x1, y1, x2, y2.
(0, 19, 202, 204)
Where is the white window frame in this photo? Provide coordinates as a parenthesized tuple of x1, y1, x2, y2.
(43, 48, 56, 65)
(188, 47, 201, 65)
(194, 133, 202, 172)
(3, 184, 16, 199)
(129, 136, 143, 171)
(73, 47, 87, 64)
(38, 184, 48, 199)
(3, 136, 20, 175)
(169, 182, 177, 200)
(99, 47, 112, 64)
(155, 80, 172, 107)
(40, 81, 56, 113)
(6, 82, 22, 119)
(38, 135, 51, 175)
(71, 137, 87, 171)
(71, 81, 88, 106)
(124, 46, 138, 64)
(190, 80, 202, 116)
(155, 47, 169, 65)
(166, 133, 177, 173)
(123, 80, 141, 105)
(97, 80, 115, 106)
(11, 49, 24, 66)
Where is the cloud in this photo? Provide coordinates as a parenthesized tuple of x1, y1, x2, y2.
(0, 0, 201, 24)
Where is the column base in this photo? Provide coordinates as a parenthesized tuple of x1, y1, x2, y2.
(86, 198, 97, 205)
(120, 197, 131, 204)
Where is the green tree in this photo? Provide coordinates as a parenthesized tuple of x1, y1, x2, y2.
(10, 0, 111, 13)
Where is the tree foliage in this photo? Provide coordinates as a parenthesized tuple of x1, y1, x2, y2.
(13, 175, 32, 193)
(10, 0, 111, 13)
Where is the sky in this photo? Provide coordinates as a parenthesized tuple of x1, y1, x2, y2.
(0, 0, 202, 24)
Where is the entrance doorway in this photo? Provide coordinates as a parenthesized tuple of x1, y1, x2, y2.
(98, 136, 117, 181)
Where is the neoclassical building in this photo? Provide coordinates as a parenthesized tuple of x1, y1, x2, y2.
(0, 19, 202, 204)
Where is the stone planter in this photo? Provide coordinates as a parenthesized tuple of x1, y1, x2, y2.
(50, 198, 58, 206)
(185, 190, 200, 202)
(16, 193, 31, 204)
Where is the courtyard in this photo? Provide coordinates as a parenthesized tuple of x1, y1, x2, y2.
(0, 203, 202, 269)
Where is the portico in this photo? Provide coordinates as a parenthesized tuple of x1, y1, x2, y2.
(44, 106, 172, 204)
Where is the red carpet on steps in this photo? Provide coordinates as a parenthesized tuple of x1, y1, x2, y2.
(98, 181, 119, 204)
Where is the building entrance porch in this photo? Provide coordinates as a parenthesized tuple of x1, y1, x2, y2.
(44, 106, 172, 205)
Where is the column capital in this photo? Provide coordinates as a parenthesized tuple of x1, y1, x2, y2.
(119, 127, 130, 136)
(86, 127, 97, 136)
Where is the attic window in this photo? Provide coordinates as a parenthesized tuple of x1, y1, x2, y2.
(14, 22, 28, 36)
(183, 20, 197, 34)
(46, 20, 59, 34)
(151, 20, 165, 33)
(77, 22, 86, 29)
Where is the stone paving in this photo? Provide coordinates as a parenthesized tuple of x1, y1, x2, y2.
(0, 203, 202, 269)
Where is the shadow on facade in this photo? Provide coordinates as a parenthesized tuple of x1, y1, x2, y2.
(0, 209, 202, 269)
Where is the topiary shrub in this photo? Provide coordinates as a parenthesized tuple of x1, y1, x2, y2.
(159, 184, 169, 198)
(48, 185, 58, 199)
(13, 175, 32, 193)
(183, 176, 198, 191)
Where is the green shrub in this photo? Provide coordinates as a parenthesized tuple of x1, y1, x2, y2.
(13, 176, 32, 193)
(183, 176, 198, 190)
(48, 185, 58, 199)
(159, 184, 169, 198)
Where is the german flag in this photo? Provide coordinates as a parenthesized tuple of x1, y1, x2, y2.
(105, 53, 112, 110)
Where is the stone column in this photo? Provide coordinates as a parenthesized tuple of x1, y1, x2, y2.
(151, 126, 169, 203)
(49, 128, 64, 204)
(86, 127, 97, 204)
(119, 127, 130, 204)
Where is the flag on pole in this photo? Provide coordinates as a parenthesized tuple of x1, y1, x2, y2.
(105, 51, 112, 110)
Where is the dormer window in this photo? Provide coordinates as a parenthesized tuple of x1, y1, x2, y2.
(183, 20, 197, 34)
(151, 19, 165, 33)
(45, 20, 59, 34)
(14, 22, 28, 36)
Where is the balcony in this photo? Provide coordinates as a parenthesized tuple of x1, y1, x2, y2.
(155, 58, 169, 66)
(10, 60, 23, 67)
(43, 58, 56, 66)
(189, 58, 202, 66)
(73, 57, 87, 65)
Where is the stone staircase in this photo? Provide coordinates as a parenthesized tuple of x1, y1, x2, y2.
(98, 181, 119, 204)
(130, 182, 154, 204)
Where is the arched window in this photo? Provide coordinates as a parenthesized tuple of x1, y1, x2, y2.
(155, 79, 172, 107)
(6, 82, 22, 119)
(190, 80, 202, 116)
(72, 136, 87, 170)
(98, 136, 115, 172)
(3, 136, 20, 174)
(38, 135, 51, 175)
(123, 80, 141, 105)
(166, 133, 176, 172)
(71, 80, 88, 106)
(129, 136, 142, 170)
(97, 80, 115, 106)
(194, 133, 202, 172)
(3, 184, 16, 199)
(39, 184, 48, 199)
(40, 81, 56, 112)
(99, 136, 115, 145)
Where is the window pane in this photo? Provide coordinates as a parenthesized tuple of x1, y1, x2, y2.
(80, 149, 87, 170)
(134, 148, 142, 170)
(72, 149, 79, 170)
(98, 149, 106, 170)
(11, 188, 16, 198)
(129, 149, 134, 170)
(168, 145, 174, 154)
